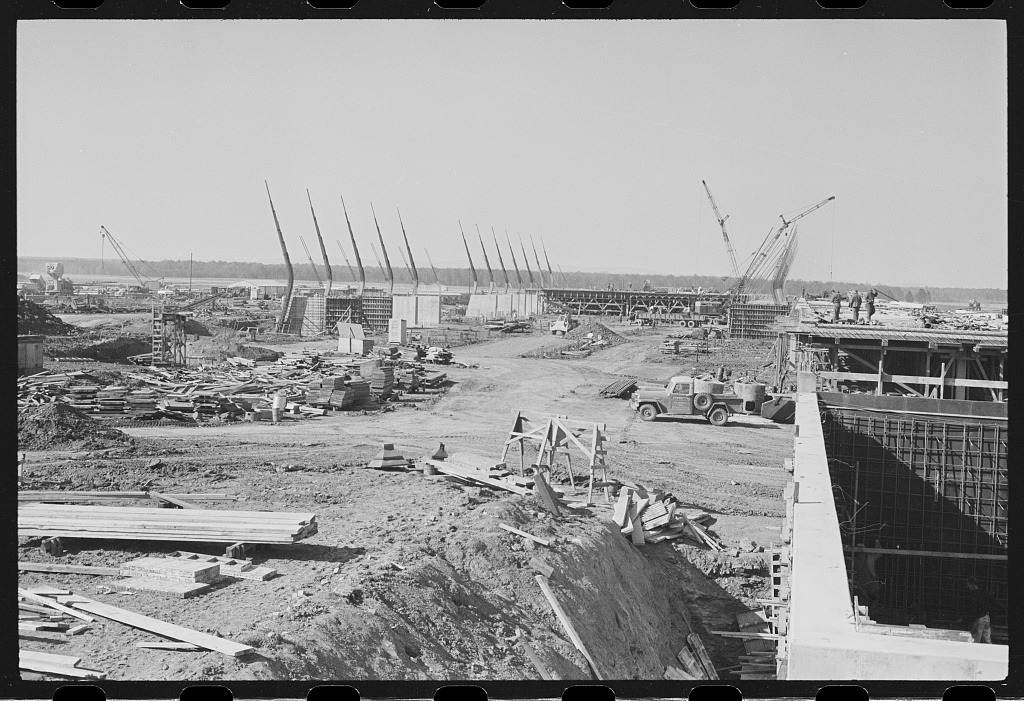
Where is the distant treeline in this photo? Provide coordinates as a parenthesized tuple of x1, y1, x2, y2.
(17, 256, 1007, 304)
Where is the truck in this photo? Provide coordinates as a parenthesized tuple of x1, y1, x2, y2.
(629, 375, 743, 426)
(677, 300, 726, 328)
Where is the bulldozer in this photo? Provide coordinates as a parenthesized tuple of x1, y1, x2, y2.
(549, 312, 580, 336)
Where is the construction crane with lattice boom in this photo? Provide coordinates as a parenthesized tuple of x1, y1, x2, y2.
(702, 180, 741, 279)
(100, 226, 158, 289)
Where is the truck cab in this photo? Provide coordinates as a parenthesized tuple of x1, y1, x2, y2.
(629, 375, 739, 426)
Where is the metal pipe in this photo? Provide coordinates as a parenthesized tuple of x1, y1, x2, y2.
(340, 195, 365, 295)
(370, 202, 394, 295)
(460, 221, 479, 295)
(491, 227, 510, 292)
(307, 190, 332, 298)
(265, 181, 294, 333)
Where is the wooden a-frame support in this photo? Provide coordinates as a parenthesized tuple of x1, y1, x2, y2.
(500, 410, 611, 504)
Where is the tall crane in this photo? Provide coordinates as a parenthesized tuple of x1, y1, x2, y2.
(735, 195, 835, 296)
(99, 226, 153, 289)
(702, 181, 741, 278)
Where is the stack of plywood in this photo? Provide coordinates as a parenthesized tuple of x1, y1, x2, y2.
(370, 367, 395, 398)
(18, 504, 318, 545)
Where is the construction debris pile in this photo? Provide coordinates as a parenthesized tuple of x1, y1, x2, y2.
(18, 298, 77, 336)
(611, 485, 722, 548)
(17, 402, 134, 451)
(564, 322, 626, 346)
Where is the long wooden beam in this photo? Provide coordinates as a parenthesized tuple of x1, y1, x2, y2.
(844, 546, 1006, 561)
(816, 371, 1007, 390)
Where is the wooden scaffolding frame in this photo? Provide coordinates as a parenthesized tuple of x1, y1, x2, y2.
(500, 410, 611, 504)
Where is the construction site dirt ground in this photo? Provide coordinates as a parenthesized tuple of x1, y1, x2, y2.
(18, 321, 792, 681)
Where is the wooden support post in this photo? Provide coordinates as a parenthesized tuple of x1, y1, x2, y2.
(876, 340, 887, 395)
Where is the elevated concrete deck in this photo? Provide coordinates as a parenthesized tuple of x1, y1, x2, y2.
(786, 392, 1007, 680)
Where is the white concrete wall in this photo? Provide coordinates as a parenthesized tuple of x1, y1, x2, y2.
(466, 292, 539, 320)
(391, 293, 441, 328)
(786, 393, 1008, 680)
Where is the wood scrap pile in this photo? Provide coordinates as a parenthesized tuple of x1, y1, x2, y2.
(19, 503, 318, 545)
(665, 634, 718, 680)
(611, 485, 721, 548)
(20, 584, 256, 670)
(598, 377, 638, 398)
(715, 610, 778, 680)
(19, 587, 95, 639)
(422, 454, 533, 495)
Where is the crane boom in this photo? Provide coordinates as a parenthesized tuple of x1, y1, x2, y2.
(100, 226, 149, 288)
(702, 181, 741, 278)
(298, 235, 325, 289)
(334, 240, 358, 282)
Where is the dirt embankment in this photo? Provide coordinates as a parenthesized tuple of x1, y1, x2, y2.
(47, 336, 152, 362)
(19, 298, 77, 335)
(18, 402, 134, 451)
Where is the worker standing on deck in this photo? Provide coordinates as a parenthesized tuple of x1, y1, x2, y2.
(865, 288, 878, 322)
(271, 388, 287, 425)
(831, 290, 842, 322)
(850, 290, 862, 322)
(964, 577, 992, 643)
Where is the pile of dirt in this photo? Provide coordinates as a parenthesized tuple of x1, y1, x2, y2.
(18, 402, 134, 451)
(49, 335, 152, 363)
(565, 322, 626, 346)
(235, 344, 282, 361)
(18, 298, 77, 335)
(183, 318, 212, 336)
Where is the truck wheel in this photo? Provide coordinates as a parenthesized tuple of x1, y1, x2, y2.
(638, 404, 658, 421)
(708, 407, 729, 426)
(686, 320, 696, 328)
(693, 392, 714, 412)
(557, 330, 566, 336)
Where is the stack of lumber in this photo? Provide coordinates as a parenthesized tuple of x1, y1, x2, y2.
(19, 650, 106, 679)
(598, 377, 638, 398)
(370, 367, 395, 398)
(345, 380, 371, 405)
(660, 339, 682, 355)
(420, 371, 447, 388)
(66, 385, 99, 411)
(167, 551, 277, 581)
(18, 503, 318, 544)
(126, 389, 159, 411)
(18, 587, 95, 638)
(611, 485, 720, 547)
(19, 491, 238, 504)
(114, 556, 220, 598)
(718, 610, 778, 679)
(357, 359, 381, 377)
(95, 387, 129, 414)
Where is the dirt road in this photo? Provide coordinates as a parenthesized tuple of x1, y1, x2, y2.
(19, 326, 791, 682)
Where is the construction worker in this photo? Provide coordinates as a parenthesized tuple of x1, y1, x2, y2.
(865, 288, 877, 322)
(830, 290, 842, 322)
(963, 577, 992, 643)
(271, 389, 287, 425)
(850, 289, 862, 322)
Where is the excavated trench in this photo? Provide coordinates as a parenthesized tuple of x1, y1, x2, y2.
(233, 498, 721, 681)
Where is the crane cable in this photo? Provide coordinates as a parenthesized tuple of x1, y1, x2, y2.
(829, 199, 836, 288)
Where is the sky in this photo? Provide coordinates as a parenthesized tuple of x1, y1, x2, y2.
(17, 20, 1007, 288)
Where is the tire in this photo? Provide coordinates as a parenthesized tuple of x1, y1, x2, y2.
(638, 404, 658, 421)
(693, 392, 714, 412)
(708, 406, 729, 426)
(557, 330, 566, 337)
(686, 319, 696, 328)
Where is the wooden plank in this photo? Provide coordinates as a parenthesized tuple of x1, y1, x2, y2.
(19, 651, 105, 680)
(66, 597, 254, 657)
(620, 503, 637, 535)
(534, 575, 602, 681)
(19, 621, 69, 632)
(424, 460, 531, 495)
(664, 665, 697, 680)
(137, 641, 204, 651)
(18, 588, 94, 623)
(528, 557, 555, 579)
(18, 562, 121, 576)
(23, 586, 71, 596)
(498, 523, 550, 547)
(531, 472, 563, 516)
(710, 631, 780, 639)
(630, 513, 645, 546)
(676, 644, 707, 679)
(120, 557, 220, 582)
(149, 492, 200, 510)
(517, 638, 554, 680)
(19, 503, 314, 522)
(686, 633, 719, 680)
(112, 577, 211, 598)
(844, 545, 1006, 562)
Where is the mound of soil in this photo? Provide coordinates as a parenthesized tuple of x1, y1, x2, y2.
(236, 344, 282, 361)
(183, 319, 212, 336)
(565, 322, 626, 346)
(50, 335, 152, 363)
(18, 298, 77, 335)
(18, 402, 133, 451)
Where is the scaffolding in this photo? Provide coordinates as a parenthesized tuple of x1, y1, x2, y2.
(151, 309, 187, 367)
(728, 302, 793, 340)
(823, 407, 1007, 630)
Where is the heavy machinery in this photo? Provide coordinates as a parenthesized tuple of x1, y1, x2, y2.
(100, 226, 161, 290)
(702, 180, 742, 279)
(630, 376, 748, 427)
(45, 263, 74, 295)
(549, 312, 580, 336)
